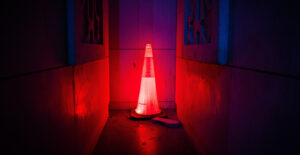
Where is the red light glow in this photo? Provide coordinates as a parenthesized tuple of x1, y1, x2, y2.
(75, 103, 87, 117)
(135, 44, 161, 115)
(137, 124, 158, 154)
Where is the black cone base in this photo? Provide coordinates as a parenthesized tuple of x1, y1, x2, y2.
(130, 109, 167, 120)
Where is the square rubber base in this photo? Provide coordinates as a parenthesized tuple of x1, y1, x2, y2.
(130, 110, 167, 120)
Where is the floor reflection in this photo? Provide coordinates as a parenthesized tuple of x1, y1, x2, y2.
(92, 110, 197, 155)
(137, 123, 158, 155)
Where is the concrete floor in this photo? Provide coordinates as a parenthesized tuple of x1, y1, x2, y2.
(92, 110, 197, 155)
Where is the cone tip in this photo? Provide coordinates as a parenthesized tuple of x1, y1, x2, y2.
(146, 44, 152, 49)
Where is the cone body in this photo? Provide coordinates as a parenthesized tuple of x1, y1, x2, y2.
(135, 44, 161, 115)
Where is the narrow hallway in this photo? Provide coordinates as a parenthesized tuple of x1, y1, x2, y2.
(0, 0, 297, 154)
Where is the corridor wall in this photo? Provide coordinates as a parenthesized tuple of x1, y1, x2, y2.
(0, 0, 110, 154)
(176, 0, 298, 154)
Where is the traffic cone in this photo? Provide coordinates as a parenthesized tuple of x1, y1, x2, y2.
(130, 44, 165, 119)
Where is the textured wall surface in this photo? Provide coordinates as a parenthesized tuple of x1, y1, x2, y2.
(176, 59, 298, 154)
(109, 0, 176, 109)
(229, 0, 298, 76)
(74, 59, 110, 154)
(0, 59, 110, 154)
(1, 67, 75, 154)
(176, 59, 230, 154)
(176, 0, 298, 154)
(0, 0, 110, 153)
(73, 0, 110, 64)
(0, 0, 67, 77)
(227, 64, 297, 154)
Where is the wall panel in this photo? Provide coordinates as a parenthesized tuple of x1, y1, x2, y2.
(0, 59, 110, 154)
(74, 58, 110, 154)
(229, 0, 298, 76)
(0, 67, 75, 154)
(176, 58, 230, 154)
(109, 0, 176, 109)
(176, 58, 298, 153)
(0, 0, 67, 77)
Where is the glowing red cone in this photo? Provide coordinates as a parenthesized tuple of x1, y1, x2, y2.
(134, 44, 162, 116)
